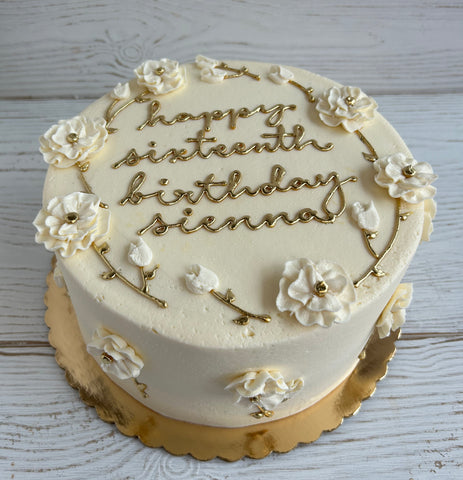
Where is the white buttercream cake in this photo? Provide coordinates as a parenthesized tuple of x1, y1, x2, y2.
(34, 57, 437, 428)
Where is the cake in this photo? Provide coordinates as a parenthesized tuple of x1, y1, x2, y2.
(34, 57, 437, 428)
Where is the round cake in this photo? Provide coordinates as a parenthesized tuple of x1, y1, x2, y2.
(34, 57, 436, 428)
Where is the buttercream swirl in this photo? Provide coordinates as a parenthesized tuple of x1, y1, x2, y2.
(226, 369, 304, 410)
(268, 64, 294, 85)
(376, 283, 413, 339)
(316, 86, 377, 132)
(39, 115, 108, 168)
(33, 192, 110, 258)
(373, 153, 437, 204)
(134, 59, 185, 95)
(276, 258, 356, 327)
(195, 55, 227, 84)
(87, 327, 144, 380)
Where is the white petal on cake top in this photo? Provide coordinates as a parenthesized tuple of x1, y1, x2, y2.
(226, 370, 304, 410)
(268, 65, 294, 85)
(351, 201, 380, 233)
(87, 327, 144, 380)
(316, 86, 378, 132)
(39, 116, 108, 168)
(195, 55, 227, 83)
(111, 82, 131, 100)
(33, 192, 111, 258)
(185, 264, 220, 294)
(134, 59, 185, 95)
(128, 238, 153, 267)
(276, 258, 356, 327)
(373, 153, 437, 204)
(376, 283, 413, 339)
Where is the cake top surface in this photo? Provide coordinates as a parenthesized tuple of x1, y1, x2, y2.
(37, 58, 435, 348)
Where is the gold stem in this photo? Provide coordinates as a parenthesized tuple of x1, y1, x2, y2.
(93, 243, 167, 308)
(210, 290, 271, 324)
(354, 201, 402, 287)
(288, 80, 315, 102)
(105, 92, 152, 132)
(362, 230, 380, 259)
(218, 63, 261, 81)
(76, 168, 108, 209)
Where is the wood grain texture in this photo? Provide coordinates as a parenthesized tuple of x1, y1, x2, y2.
(1, 1, 462, 478)
(1, 0, 463, 98)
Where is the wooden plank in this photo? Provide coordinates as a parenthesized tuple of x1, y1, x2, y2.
(0, 337, 461, 478)
(1, 0, 462, 98)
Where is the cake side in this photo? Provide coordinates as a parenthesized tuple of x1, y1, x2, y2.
(36, 59, 435, 427)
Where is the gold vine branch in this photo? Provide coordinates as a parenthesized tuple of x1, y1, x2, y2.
(93, 242, 168, 309)
(216, 62, 261, 81)
(105, 91, 154, 134)
(352, 130, 411, 287)
(132, 378, 148, 398)
(249, 395, 274, 419)
(210, 288, 271, 325)
(74, 162, 108, 209)
(288, 79, 316, 103)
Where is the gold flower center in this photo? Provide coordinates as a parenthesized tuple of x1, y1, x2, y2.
(100, 352, 114, 364)
(344, 96, 356, 106)
(155, 67, 165, 75)
(66, 132, 79, 144)
(64, 212, 79, 224)
(402, 164, 416, 177)
(314, 280, 329, 297)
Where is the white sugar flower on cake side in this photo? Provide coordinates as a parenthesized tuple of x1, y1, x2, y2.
(87, 327, 144, 380)
(226, 370, 304, 411)
(376, 284, 413, 338)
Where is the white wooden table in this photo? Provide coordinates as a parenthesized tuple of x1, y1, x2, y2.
(1, 1, 462, 478)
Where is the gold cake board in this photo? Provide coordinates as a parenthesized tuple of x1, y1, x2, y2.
(44, 268, 399, 461)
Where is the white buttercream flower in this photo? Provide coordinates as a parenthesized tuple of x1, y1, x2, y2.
(111, 82, 131, 100)
(352, 201, 380, 233)
(87, 327, 144, 380)
(195, 55, 227, 83)
(276, 258, 356, 327)
(422, 198, 437, 241)
(40, 116, 108, 168)
(316, 86, 377, 132)
(376, 283, 413, 339)
(226, 370, 304, 410)
(373, 153, 437, 204)
(185, 264, 219, 294)
(268, 65, 294, 85)
(128, 238, 153, 267)
(33, 192, 111, 258)
(134, 59, 185, 95)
